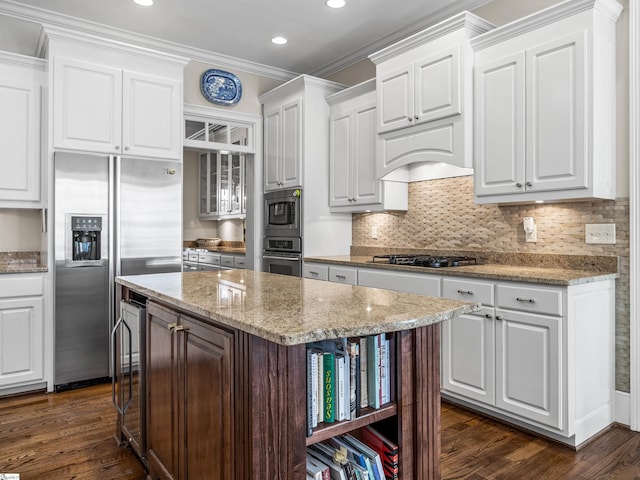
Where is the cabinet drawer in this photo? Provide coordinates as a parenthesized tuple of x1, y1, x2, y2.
(234, 256, 246, 269)
(188, 252, 199, 262)
(0, 275, 44, 298)
(220, 256, 235, 268)
(303, 264, 328, 281)
(329, 266, 357, 285)
(442, 278, 494, 306)
(497, 284, 562, 316)
(358, 268, 440, 296)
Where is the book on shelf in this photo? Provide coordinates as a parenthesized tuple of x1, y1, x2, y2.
(347, 339, 359, 419)
(307, 454, 331, 480)
(323, 352, 336, 423)
(307, 349, 319, 434)
(308, 443, 349, 480)
(361, 425, 399, 480)
(336, 353, 347, 421)
(316, 350, 324, 425)
(359, 337, 368, 409)
(340, 433, 384, 480)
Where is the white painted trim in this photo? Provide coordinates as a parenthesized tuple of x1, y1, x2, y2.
(630, 0, 640, 432)
(616, 390, 630, 426)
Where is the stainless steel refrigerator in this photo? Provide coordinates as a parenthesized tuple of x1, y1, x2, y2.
(53, 152, 182, 390)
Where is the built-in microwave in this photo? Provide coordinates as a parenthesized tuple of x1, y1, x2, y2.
(264, 188, 301, 237)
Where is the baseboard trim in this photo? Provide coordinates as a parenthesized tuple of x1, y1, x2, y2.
(615, 390, 630, 426)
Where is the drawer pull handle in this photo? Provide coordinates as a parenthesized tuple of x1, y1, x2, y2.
(167, 323, 178, 331)
(336, 274, 346, 280)
(309, 271, 318, 275)
(516, 297, 536, 303)
(457, 289, 474, 295)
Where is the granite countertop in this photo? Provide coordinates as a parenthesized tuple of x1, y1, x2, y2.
(303, 255, 619, 286)
(116, 270, 479, 346)
(0, 252, 47, 274)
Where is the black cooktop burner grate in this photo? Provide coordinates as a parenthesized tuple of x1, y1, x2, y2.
(372, 254, 477, 268)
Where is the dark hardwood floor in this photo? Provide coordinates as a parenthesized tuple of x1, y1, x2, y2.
(2, 383, 640, 479)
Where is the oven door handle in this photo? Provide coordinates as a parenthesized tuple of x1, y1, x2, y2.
(262, 255, 301, 261)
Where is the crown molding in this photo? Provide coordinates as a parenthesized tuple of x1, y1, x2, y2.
(471, 0, 623, 51)
(184, 103, 262, 124)
(0, 49, 45, 70)
(0, 0, 298, 82)
(314, 0, 493, 76)
(258, 74, 345, 104)
(325, 78, 375, 106)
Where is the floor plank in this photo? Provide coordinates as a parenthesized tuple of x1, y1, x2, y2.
(2, 384, 640, 479)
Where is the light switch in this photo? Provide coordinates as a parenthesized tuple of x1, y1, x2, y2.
(371, 226, 378, 239)
(585, 224, 616, 244)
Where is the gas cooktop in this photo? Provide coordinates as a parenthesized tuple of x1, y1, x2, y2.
(372, 254, 477, 268)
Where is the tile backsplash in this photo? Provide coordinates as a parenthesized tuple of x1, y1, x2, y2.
(352, 175, 631, 392)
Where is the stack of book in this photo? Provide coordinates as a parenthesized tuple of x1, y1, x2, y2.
(306, 334, 392, 434)
(306, 429, 397, 480)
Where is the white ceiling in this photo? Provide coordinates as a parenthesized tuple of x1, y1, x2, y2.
(0, 0, 491, 77)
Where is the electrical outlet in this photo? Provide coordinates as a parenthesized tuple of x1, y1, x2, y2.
(585, 224, 616, 244)
(371, 226, 378, 239)
(189, 220, 195, 228)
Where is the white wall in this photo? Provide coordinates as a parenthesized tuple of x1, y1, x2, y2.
(0, 209, 41, 251)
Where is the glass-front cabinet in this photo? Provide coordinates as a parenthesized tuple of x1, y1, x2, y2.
(199, 151, 245, 219)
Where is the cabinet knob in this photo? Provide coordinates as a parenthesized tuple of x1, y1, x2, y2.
(484, 313, 493, 319)
(124, 146, 130, 151)
(516, 183, 523, 188)
(526, 182, 533, 187)
(174, 325, 188, 332)
(115, 145, 121, 150)
(167, 322, 178, 331)
(495, 315, 503, 321)
(415, 116, 419, 120)
(408, 117, 412, 122)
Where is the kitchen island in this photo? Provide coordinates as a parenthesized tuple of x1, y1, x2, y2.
(116, 270, 479, 480)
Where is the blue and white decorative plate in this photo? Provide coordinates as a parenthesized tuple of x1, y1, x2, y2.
(200, 69, 242, 106)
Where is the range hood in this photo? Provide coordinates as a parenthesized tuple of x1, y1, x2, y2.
(381, 161, 473, 183)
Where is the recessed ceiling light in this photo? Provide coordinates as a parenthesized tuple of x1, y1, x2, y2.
(326, 0, 346, 8)
(271, 36, 288, 45)
(133, 0, 154, 5)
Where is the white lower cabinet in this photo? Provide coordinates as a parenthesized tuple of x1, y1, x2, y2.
(358, 267, 440, 296)
(0, 274, 45, 393)
(442, 277, 615, 447)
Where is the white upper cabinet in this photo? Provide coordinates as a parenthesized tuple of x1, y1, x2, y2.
(53, 58, 182, 160)
(0, 53, 45, 207)
(369, 13, 494, 177)
(327, 80, 407, 212)
(473, 0, 622, 204)
(47, 27, 187, 160)
(263, 98, 302, 191)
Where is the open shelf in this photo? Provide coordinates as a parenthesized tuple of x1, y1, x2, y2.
(305, 402, 398, 446)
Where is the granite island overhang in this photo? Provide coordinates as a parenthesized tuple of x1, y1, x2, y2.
(115, 269, 480, 345)
(115, 269, 480, 480)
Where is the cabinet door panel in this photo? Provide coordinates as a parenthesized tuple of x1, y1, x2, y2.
(415, 46, 461, 123)
(526, 32, 587, 192)
(281, 98, 302, 188)
(495, 309, 561, 429)
(329, 111, 352, 207)
(53, 58, 122, 153)
(0, 79, 40, 203)
(353, 102, 380, 204)
(474, 53, 525, 196)
(180, 317, 233, 480)
(122, 72, 182, 160)
(146, 303, 178, 480)
(441, 308, 494, 404)
(378, 65, 413, 133)
(0, 296, 44, 387)
(264, 107, 281, 191)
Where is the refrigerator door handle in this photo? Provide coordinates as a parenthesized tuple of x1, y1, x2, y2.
(108, 155, 117, 380)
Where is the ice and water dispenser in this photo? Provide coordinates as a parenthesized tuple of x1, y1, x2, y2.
(69, 215, 103, 264)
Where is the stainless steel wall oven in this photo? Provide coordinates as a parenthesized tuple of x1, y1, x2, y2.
(263, 189, 303, 276)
